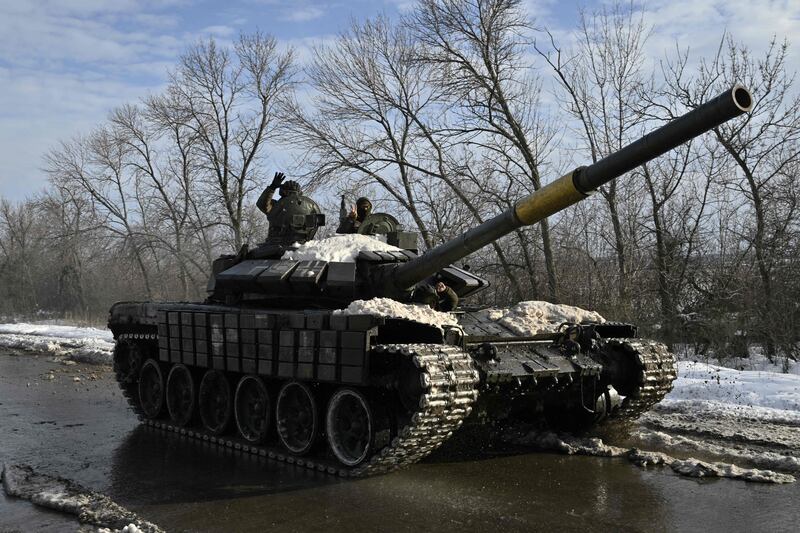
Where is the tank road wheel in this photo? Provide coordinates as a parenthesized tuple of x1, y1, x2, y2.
(138, 359, 164, 419)
(276, 382, 318, 455)
(325, 388, 374, 467)
(235, 375, 271, 443)
(166, 364, 196, 427)
(198, 370, 233, 435)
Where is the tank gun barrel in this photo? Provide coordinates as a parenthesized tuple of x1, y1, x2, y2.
(393, 84, 753, 290)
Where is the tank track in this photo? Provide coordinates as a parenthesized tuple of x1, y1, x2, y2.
(115, 335, 479, 477)
(113, 335, 150, 419)
(605, 338, 677, 420)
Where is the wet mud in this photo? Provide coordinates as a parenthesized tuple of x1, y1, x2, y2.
(1, 352, 798, 532)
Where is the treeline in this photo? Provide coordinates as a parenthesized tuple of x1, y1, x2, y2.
(0, 1, 798, 361)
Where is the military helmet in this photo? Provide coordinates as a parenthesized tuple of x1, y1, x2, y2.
(280, 180, 301, 196)
(266, 192, 325, 245)
(356, 196, 372, 208)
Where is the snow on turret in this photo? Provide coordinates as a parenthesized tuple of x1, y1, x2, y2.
(335, 298, 459, 329)
(473, 301, 605, 336)
(282, 234, 403, 263)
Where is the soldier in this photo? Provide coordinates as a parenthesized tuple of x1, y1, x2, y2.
(256, 172, 324, 245)
(336, 196, 373, 234)
(411, 279, 459, 312)
(256, 171, 294, 216)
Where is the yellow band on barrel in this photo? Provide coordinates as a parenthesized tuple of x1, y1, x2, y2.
(513, 172, 586, 226)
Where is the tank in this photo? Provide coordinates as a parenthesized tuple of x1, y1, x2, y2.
(108, 85, 754, 476)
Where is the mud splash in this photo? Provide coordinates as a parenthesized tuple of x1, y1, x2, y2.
(1, 464, 162, 532)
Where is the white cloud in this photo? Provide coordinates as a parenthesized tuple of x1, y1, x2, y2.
(641, 0, 800, 67)
(200, 24, 237, 37)
(0, 1, 190, 199)
(281, 6, 325, 22)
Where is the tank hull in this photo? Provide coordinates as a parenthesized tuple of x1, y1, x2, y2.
(109, 300, 675, 476)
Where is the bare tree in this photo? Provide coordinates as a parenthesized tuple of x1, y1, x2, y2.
(535, 2, 653, 311)
(412, 0, 560, 300)
(46, 128, 157, 297)
(167, 33, 295, 249)
(0, 199, 42, 312)
(664, 36, 800, 357)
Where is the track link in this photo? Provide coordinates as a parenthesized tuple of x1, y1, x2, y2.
(114, 336, 479, 477)
(606, 339, 677, 420)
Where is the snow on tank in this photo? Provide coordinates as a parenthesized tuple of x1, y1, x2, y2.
(466, 301, 606, 336)
(334, 297, 459, 329)
(282, 234, 403, 263)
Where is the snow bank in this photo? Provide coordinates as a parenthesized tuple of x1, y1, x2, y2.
(665, 361, 800, 412)
(509, 431, 794, 484)
(472, 301, 605, 336)
(676, 350, 800, 376)
(1, 464, 163, 532)
(282, 234, 403, 263)
(335, 298, 459, 328)
(0, 323, 114, 364)
(0, 323, 112, 341)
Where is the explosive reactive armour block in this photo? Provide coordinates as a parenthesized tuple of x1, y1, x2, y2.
(306, 313, 325, 329)
(319, 347, 337, 365)
(277, 362, 294, 377)
(297, 363, 313, 379)
(241, 343, 256, 358)
(316, 365, 336, 381)
(240, 329, 256, 344)
(258, 359, 273, 376)
(290, 260, 328, 294)
(240, 313, 255, 329)
(242, 359, 256, 374)
(254, 314, 274, 329)
(258, 344, 273, 358)
(289, 314, 305, 329)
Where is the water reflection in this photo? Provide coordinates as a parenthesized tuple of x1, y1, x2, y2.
(108, 425, 339, 506)
(107, 424, 680, 532)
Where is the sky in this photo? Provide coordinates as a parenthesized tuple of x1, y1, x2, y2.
(0, 0, 798, 200)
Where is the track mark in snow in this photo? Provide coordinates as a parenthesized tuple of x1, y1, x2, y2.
(507, 430, 795, 484)
(632, 428, 800, 473)
(639, 410, 800, 451)
(1, 463, 163, 532)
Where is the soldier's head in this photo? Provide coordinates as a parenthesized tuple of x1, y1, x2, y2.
(279, 180, 301, 197)
(356, 197, 372, 220)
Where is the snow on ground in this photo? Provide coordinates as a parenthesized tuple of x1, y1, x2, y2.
(0, 323, 113, 364)
(471, 300, 605, 336)
(628, 359, 800, 478)
(282, 234, 403, 262)
(674, 348, 800, 376)
(665, 361, 800, 413)
(1, 464, 163, 532)
(335, 298, 459, 328)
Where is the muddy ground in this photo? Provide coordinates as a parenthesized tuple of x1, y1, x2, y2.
(0, 351, 797, 532)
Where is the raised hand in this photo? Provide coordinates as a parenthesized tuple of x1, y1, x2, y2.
(270, 171, 286, 189)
